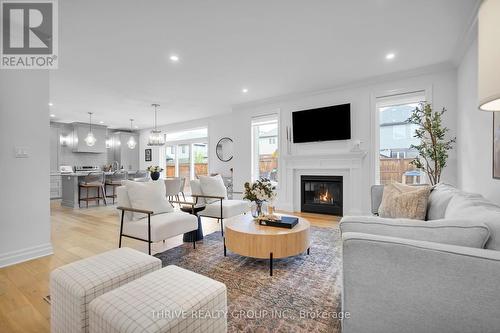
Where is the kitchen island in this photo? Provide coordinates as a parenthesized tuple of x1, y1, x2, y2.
(61, 171, 139, 208)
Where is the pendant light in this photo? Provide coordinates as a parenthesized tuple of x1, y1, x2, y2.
(84, 112, 97, 147)
(127, 119, 137, 149)
(147, 103, 165, 146)
(478, 0, 500, 111)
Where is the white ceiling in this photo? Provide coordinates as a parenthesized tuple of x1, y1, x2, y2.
(50, 0, 479, 129)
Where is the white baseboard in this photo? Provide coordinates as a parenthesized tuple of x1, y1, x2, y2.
(0, 243, 53, 268)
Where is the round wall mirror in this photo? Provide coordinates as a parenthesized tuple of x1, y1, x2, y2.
(216, 137, 234, 162)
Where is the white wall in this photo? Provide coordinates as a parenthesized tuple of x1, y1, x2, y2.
(457, 36, 500, 203)
(139, 113, 234, 176)
(232, 68, 458, 213)
(0, 71, 53, 267)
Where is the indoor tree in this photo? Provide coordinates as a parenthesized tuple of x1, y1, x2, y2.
(408, 102, 456, 185)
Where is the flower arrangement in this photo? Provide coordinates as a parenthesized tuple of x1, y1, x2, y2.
(244, 178, 276, 203)
(146, 166, 163, 173)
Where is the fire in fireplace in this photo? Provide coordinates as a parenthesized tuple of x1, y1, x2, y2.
(301, 175, 343, 215)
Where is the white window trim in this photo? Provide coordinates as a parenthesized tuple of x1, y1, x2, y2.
(370, 86, 432, 185)
(251, 114, 279, 184)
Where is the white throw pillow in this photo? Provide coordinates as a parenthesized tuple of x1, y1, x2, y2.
(199, 175, 227, 204)
(123, 180, 173, 220)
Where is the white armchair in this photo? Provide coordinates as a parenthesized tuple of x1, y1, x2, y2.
(190, 175, 250, 236)
(116, 182, 198, 255)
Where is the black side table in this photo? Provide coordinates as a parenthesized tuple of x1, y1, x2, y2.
(181, 205, 205, 242)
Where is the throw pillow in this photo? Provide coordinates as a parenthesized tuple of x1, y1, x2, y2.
(426, 183, 459, 220)
(378, 183, 431, 220)
(124, 180, 173, 220)
(199, 175, 228, 204)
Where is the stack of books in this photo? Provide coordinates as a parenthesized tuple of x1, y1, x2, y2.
(257, 215, 299, 229)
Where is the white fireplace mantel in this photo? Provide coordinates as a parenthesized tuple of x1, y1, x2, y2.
(277, 150, 367, 215)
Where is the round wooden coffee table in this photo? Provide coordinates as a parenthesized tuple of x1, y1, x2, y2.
(224, 214, 311, 276)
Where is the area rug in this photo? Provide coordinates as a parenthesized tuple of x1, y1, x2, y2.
(154, 226, 342, 333)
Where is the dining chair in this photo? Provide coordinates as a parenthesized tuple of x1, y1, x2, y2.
(164, 178, 182, 205)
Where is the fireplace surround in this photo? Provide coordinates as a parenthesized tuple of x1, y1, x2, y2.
(301, 175, 343, 215)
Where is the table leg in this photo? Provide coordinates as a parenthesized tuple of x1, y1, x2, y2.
(307, 247, 310, 255)
(270, 252, 273, 276)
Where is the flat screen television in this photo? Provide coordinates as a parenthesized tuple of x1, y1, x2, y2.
(292, 103, 351, 143)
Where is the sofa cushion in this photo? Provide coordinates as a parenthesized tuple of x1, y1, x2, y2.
(340, 215, 490, 248)
(445, 193, 500, 250)
(378, 183, 431, 220)
(426, 183, 459, 220)
(371, 185, 384, 215)
(123, 180, 173, 220)
(123, 212, 198, 242)
(199, 175, 228, 203)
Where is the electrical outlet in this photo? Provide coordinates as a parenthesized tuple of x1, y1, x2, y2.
(14, 147, 29, 158)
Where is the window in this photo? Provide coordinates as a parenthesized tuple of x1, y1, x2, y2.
(251, 115, 279, 185)
(376, 91, 426, 185)
(163, 127, 209, 193)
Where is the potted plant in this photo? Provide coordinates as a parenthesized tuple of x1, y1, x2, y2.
(407, 102, 456, 185)
(243, 178, 277, 218)
(146, 166, 163, 181)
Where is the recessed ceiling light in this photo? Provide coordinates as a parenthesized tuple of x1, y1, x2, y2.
(134, 126, 139, 129)
(385, 53, 396, 60)
(50, 114, 55, 118)
(48, 102, 53, 106)
(242, 88, 249, 93)
(169, 55, 179, 62)
(99, 121, 104, 124)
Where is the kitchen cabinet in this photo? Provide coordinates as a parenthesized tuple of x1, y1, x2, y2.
(107, 131, 139, 171)
(50, 174, 62, 199)
(72, 123, 107, 153)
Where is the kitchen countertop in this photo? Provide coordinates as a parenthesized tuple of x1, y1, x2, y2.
(61, 171, 139, 177)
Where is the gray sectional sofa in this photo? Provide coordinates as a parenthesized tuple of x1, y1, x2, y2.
(340, 183, 500, 333)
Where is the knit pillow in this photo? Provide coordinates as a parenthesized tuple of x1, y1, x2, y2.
(379, 183, 431, 220)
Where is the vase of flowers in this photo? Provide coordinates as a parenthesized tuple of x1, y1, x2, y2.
(243, 178, 276, 218)
(146, 166, 163, 181)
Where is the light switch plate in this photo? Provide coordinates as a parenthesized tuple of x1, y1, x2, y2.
(14, 147, 29, 158)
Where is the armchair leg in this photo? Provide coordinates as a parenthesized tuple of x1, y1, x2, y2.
(148, 214, 152, 255)
(119, 210, 124, 248)
(220, 218, 224, 237)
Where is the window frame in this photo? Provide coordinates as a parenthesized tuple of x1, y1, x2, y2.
(372, 88, 431, 185)
(251, 114, 279, 186)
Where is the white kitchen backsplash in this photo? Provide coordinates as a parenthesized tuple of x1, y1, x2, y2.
(59, 146, 109, 167)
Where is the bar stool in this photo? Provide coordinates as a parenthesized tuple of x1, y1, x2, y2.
(78, 172, 106, 208)
(105, 171, 128, 204)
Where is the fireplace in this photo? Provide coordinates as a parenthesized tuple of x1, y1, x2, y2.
(301, 175, 343, 215)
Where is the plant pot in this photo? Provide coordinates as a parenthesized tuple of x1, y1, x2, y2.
(150, 171, 160, 181)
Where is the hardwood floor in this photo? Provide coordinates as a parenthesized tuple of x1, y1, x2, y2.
(0, 200, 340, 332)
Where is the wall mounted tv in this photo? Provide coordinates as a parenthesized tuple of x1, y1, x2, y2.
(292, 103, 351, 143)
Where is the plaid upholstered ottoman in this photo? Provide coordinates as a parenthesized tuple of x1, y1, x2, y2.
(89, 265, 228, 333)
(50, 247, 162, 333)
